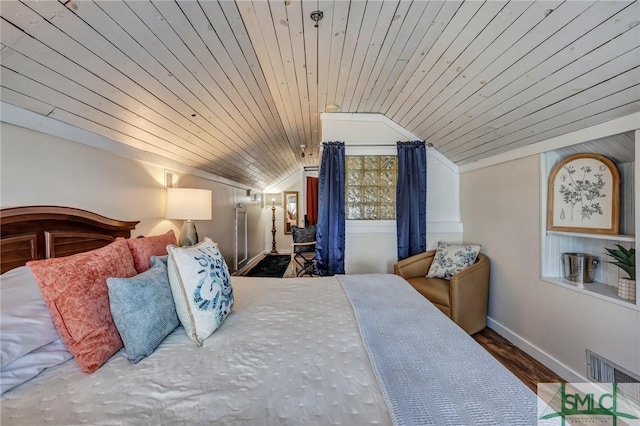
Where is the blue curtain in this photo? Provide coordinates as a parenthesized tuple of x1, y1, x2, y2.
(396, 141, 426, 260)
(316, 141, 345, 275)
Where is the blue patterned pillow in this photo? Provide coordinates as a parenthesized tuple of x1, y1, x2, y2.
(426, 242, 481, 279)
(167, 238, 234, 346)
(106, 257, 179, 363)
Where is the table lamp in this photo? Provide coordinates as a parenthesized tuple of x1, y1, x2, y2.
(166, 188, 212, 246)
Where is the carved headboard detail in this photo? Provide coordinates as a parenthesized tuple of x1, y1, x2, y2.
(0, 206, 139, 273)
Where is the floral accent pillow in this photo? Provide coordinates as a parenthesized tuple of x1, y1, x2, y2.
(167, 238, 234, 346)
(426, 242, 481, 279)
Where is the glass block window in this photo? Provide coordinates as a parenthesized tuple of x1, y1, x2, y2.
(345, 155, 397, 220)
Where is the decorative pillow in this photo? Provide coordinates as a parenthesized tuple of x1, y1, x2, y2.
(107, 257, 179, 363)
(167, 238, 234, 346)
(1, 266, 61, 368)
(426, 241, 481, 279)
(126, 230, 177, 273)
(151, 254, 168, 266)
(292, 225, 316, 253)
(1, 339, 72, 395)
(27, 240, 137, 373)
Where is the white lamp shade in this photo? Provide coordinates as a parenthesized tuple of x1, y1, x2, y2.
(166, 188, 212, 221)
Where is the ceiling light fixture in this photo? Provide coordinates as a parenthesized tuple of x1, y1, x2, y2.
(312, 9, 324, 152)
(310, 10, 323, 28)
(325, 104, 340, 113)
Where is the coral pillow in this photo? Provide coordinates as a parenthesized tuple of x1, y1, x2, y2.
(126, 230, 177, 273)
(27, 240, 137, 373)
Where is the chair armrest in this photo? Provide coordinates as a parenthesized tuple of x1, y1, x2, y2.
(291, 241, 316, 257)
(450, 253, 490, 283)
(292, 241, 316, 249)
(393, 250, 436, 279)
(449, 254, 490, 333)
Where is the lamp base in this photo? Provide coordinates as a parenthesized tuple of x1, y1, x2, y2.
(179, 220, 199, 247)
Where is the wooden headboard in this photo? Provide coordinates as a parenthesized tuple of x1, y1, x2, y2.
(0, 206, 139, 273)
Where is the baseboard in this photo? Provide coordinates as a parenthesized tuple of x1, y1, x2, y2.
(233, 252, 267, 276)
(487, 316, 586, 383)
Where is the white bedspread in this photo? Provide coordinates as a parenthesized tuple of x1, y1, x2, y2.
(2, 276, 392, 425)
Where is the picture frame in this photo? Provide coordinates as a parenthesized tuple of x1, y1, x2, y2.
(283, 191, 298, 234)
(547, 153, 620, 234)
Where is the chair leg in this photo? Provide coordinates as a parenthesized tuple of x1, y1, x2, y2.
(293, 253, 315, 277)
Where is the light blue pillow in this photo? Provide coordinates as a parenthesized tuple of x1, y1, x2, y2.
(150, 255, 168, 266)
(107, 258, 179, 363)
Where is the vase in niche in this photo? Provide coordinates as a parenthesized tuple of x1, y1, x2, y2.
(618, 278, 636, 302)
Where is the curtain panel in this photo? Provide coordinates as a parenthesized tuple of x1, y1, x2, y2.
(316, 142, 346, 276)
(396, 141, 427, 261)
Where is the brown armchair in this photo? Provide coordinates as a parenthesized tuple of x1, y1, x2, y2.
(393, 250, 490, 335)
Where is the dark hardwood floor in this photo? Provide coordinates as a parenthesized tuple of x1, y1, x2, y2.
(473, 327, 565, 392)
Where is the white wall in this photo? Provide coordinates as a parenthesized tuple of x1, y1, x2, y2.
(460, 151, 640, 380)
(263, 171, 304, 254)
(176, 174, 264, 269)
(321, 113, 462, 274)
(0, 122, 266, 271)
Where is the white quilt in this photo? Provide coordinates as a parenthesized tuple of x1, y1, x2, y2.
(2, 276, 392, 425)
(2, 274, 538, 425)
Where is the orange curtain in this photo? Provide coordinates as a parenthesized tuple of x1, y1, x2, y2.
(306, 177, 319, 226)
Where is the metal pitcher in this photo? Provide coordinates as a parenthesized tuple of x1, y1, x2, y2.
(562, 253, 599, 284)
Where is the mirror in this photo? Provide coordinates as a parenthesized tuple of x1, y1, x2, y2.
(284, 191, 298, 234)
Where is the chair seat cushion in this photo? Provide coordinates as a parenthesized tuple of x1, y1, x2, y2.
(291, 225, 316, 253)
(406, 277, 451, 308)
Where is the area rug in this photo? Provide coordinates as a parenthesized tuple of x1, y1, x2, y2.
(245, 255, 290, 278)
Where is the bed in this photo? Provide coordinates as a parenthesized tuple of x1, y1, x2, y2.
(0, 206, 537, 425)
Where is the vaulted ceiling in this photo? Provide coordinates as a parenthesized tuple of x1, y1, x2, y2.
(1, 1, 638, 189)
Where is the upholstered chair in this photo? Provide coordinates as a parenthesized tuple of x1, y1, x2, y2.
(290, 225, 317, 277)
(393, 250, 490, 335)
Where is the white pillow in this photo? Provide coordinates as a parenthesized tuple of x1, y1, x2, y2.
(1, 266, 61, 367)
(167, 238, 234, 346)
(426, 241, 481, 279)
(1, 339, 72, 395)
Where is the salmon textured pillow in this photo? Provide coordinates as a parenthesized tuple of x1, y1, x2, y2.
(27, 240, 137, 373)
(126, 230, 177, 273)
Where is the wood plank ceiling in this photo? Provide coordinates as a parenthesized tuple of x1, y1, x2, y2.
(1, 0, 638, 189)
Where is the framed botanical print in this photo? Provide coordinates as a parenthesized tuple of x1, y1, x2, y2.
(547, 153, 620, 234)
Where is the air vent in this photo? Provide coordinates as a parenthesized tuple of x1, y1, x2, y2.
(587, 350, 640, 406)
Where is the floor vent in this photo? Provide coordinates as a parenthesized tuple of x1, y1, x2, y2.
(587, 349, 640, 406)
